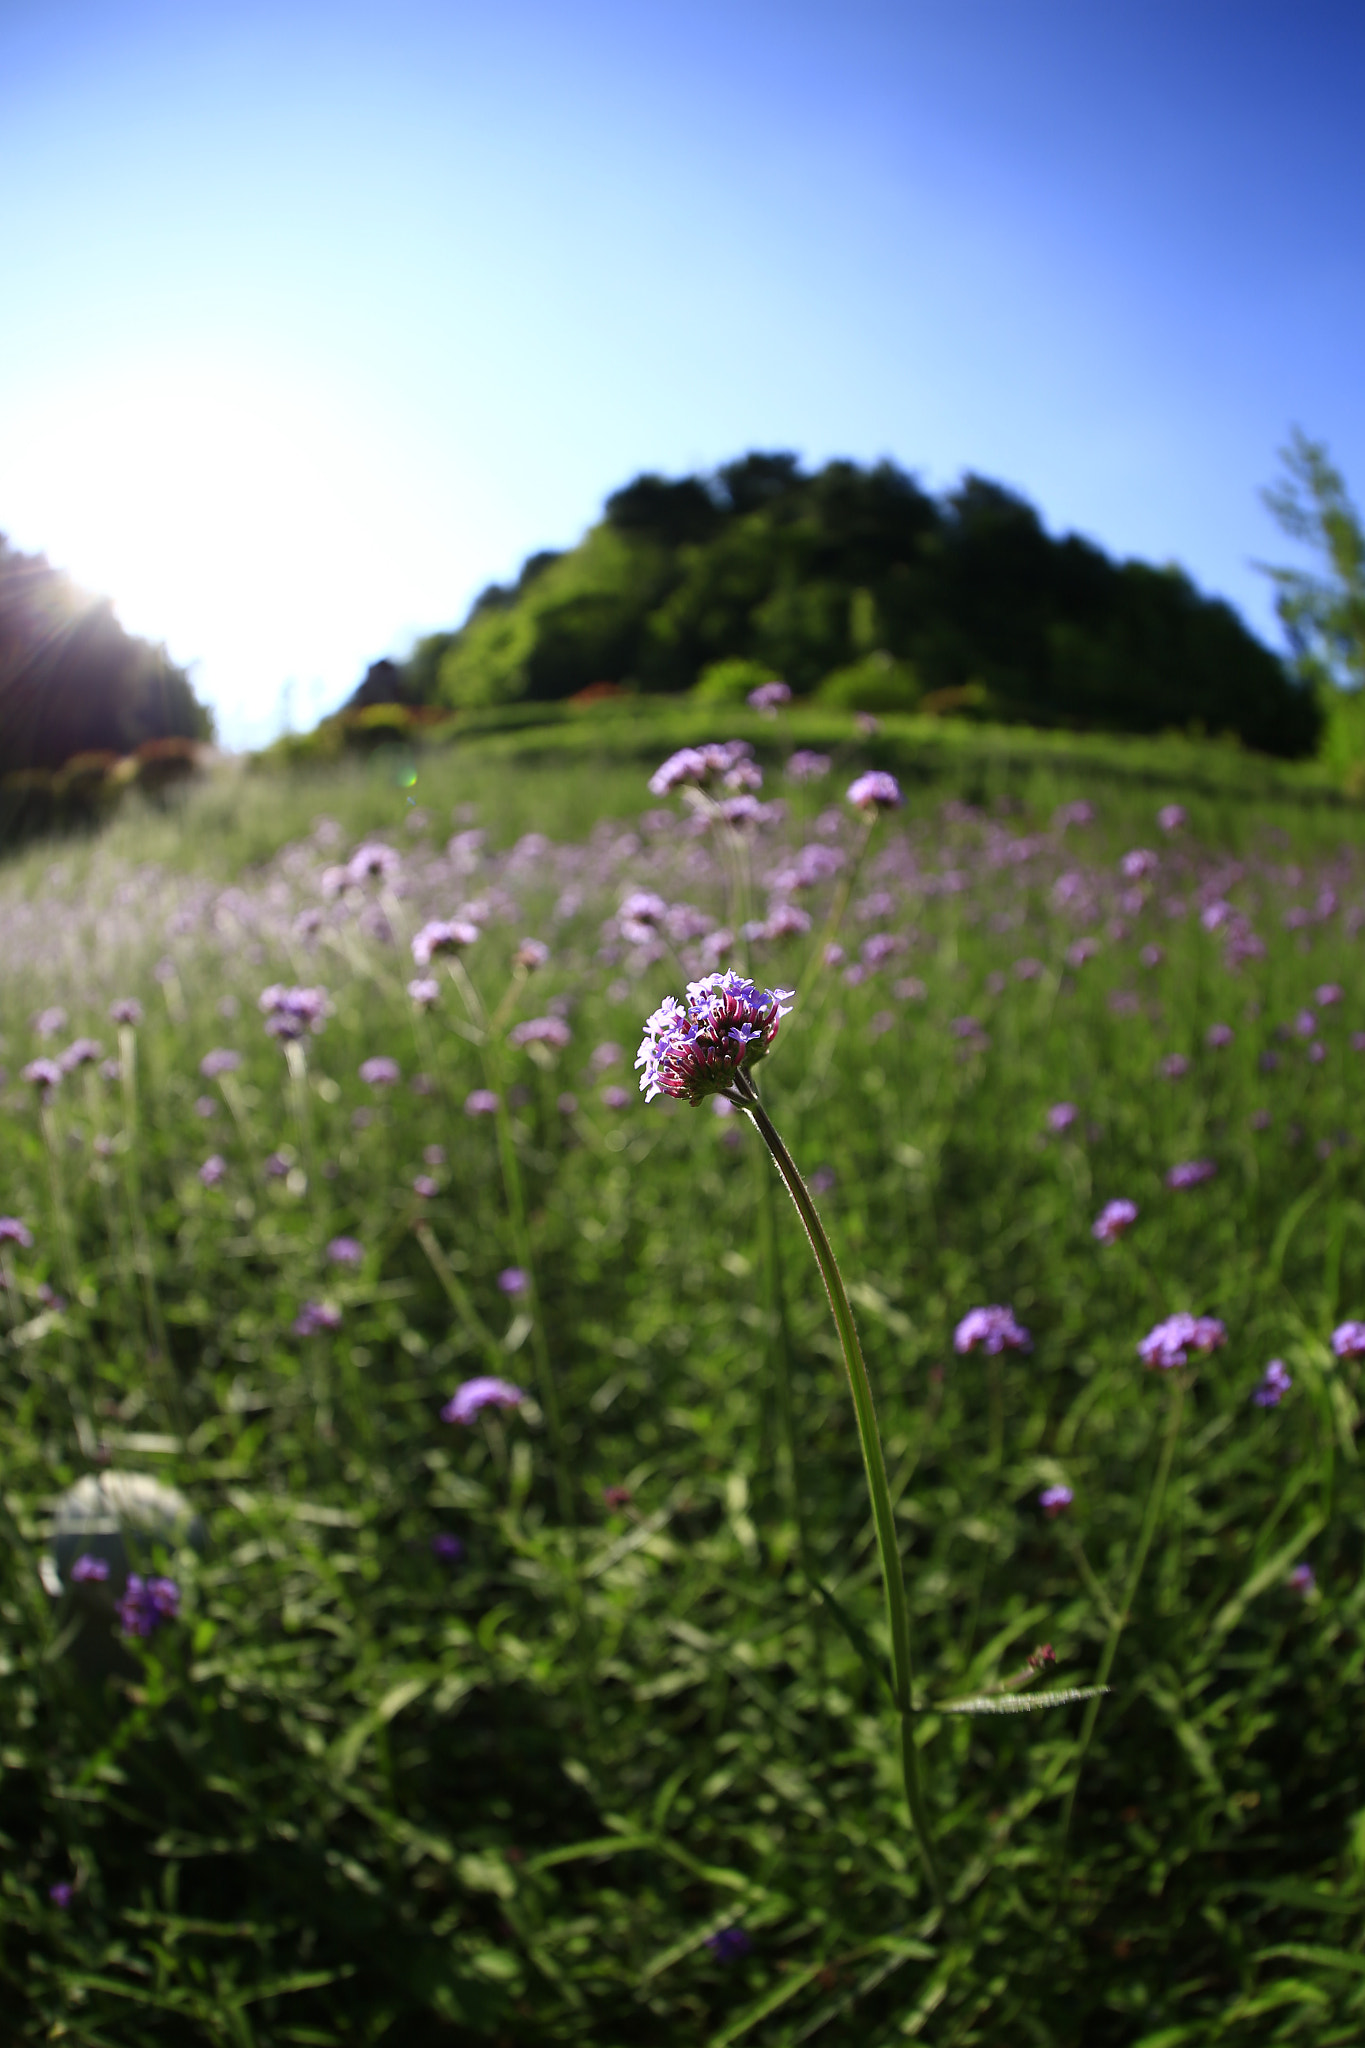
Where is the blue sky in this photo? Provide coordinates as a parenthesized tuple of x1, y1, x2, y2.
(2, 0, 1362, 747)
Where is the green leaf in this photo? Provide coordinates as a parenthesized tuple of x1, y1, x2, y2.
(937, 1685, 1109, 1716)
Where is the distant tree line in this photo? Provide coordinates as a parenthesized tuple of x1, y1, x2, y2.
(0, 535, 212, 774)
(371, 453, 1318, 757)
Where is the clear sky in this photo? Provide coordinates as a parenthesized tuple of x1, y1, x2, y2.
(2, 0, 1362, 748)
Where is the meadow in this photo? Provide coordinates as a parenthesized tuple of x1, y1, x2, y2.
(4, 708, 1365, 2045)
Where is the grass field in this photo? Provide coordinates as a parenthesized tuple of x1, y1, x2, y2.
(5, 708, 1365, 2045)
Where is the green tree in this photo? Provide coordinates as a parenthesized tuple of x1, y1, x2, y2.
(1259, 428, 1365, 693)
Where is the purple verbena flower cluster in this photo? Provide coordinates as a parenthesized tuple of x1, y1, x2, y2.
(636, 971, 794, 1105)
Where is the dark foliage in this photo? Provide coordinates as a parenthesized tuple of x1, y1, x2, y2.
(0, 536, 212, 773)
(388, 454, 1319, 757)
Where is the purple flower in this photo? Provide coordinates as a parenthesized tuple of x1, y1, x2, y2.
(600, 1084, 631, 1109)
(1205, 1023, 1234, 1049)
(198, 1154, 227, 1187)
(1315, 983, 1343, 1007)
(264, 1152, 290, 1179)
(1140, 944, 1164, 969)
(48, 1882, 74, 1909)
(59, 1037, 103, 1074)
(413, 1175, 439, 1199)
(117, 1573, 180, 1638)
(1331, 1321, 1365, 1360)
(1039, 1484, 1073, 1517)
(431, 1532, 465, 1564)
(954, 1305, 1032, 1356)
(293, 1301, 343, 1337)
(1066, 938, 1100, 969)
(636, 971, 793, 1105)
(1288, 1563, 1315, 1595)
(1253, 1359, 1292, 1407)
(1120, 848, 1159, 880)
(194, 1096, 218, 1119)
(327, 1236, 364, 1267)
(33, 1006, 68, 1038)
(647, 740, 752, 797)
(1166, 1159, 1216, 1190)
(497, 1267, 529, 1296)
(407, 976, 440, 1008)
(1309, 1040, 1327, 1064)
(411, 918, 480, 967)
(705, 1927, 753, 1963)
(1157, 804, 1186, 832)
(21, 1058, 62, 1091)
(1159, 1054, 1190, 1081)
(847, 771, 902, 813)
(1047, 1102, 1079, 1134)
(259, 985, 329, 1041)
(1053, 800, 1095, 829)
(441, 1376, 526, 1424)
(1137, 1313, 1227, 1371)
(516, 937, 551, 971)
(359, 1056, 401, 1087)
(0, 1218, 34, 1248)
(786, 749, 831, 781)
(748, 679, 791, 711)
(346, 842, 401, 885)
(1294, 1009, 1317, 1038)
(69, 1553, 110, 1583)
(1092, 1198, 1138, 1244)
(464, 1089, 501, 1116)
(509, 1016, 572, 1050)
(200, 1048, 241, 1079)
(557, 1092, 579, 1116)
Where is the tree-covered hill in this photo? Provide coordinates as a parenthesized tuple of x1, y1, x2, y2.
(384, 453, 1319, 757)
(0, 535, 212, 773)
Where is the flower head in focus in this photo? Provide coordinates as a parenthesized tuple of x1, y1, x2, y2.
(1254, 1359, 1292, 1407)
(954, 1305, 1032, 1355)
(847, 771, 902, 813)
(1092, 1198, 1138, 1244)
(636, 970, 793, 1105)
(1137, 1313, 1226, 1371)
(442, 1376, 526, 1424)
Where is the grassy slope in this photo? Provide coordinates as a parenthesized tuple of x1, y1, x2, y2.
(2, 716, 1365, 2044)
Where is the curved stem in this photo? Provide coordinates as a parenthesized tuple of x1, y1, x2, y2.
(734, 1076, 944, 1908)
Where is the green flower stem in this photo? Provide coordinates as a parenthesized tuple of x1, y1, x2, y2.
(734, 1076, 944, 1909)
(1057, 1369, 1187, 1849)
(117, 1023, 187, 1447)
(796, 811, 876, 1008)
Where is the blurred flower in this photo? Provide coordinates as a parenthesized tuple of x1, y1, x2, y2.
(464, 1089, 500, 1116)
(724, 760, 764, 793)
(198, 1155, 227, 1187)
(1092, 1199, 1138, 1244)
(636, 971, 793, 1105)
(1294, 1009, 1317, 1037)
(509, 1017, 572, 1049)
(431, 1533, 465, 1564)
(327, 1236, 363, 1267)
(69, 1553, 110, 1583)
(1316, 982, 1343, 1006)
(1331, 1321, 1365, 1360)
(359, 1056, 401, 1087)
(1047, 1102, 1079, 1133)
(556, 1092, 579, 1115)
(1249, 1108, 1272, 1130)
(33, 1006, 68, 1037)
(59, 1038, 102, 1073)
(1137, 1313, 1226, 1370)
(1157, 804, 1186, 832)
(786, 749, 831, 781)
(705, 1927, 753, 1962)
(516, 937, 550, 971)
(411, 918, 480, 967)
(1140, 944, 1164, 969)
(1309, 1040, 1327, 1064)
(0, 1218, 33, 1248)
(194, 1096, 217, 1119)
(497, 1268, 529, 1296)
(894, 976, 927, 1000)
(346, 843, 401, 885)
(847, 771, 902, 812)
(21, 1059, 62, 1091)
(648, 741, 751, 796)
(117, 1573, 180, 1637)
(442, 1376, 526, 1424)
(1289, 1563, 1315, 1595)
(1053, 800, 1095, 829)
(407, 977, 440, 1008)
(1205, 1023, 1234, 1049)
(1159, 1054, 1189, 1081)
(423, 1144, 446, 1166)
(600, 1084, 630, 1109)
(1039, 1484, 1073, 1517)
(413, 1175, 439, 1199)
(259, 985, 329, 1041)
(589, 1042, 623, 1074)
(603, 1484, 633, 1508)
(1166, 1159, 1216, 1189)
(48, 1882, 74, 1908)
(1253, 1360, 1292, 1407)
(1066, 938, 1100, 969)
(293, 1301, 343, 1336)
(954, 1306, 1032, 1355)
(200, 1048, 241, 1079)
(1120, 849, 1158, 880)
(264, 1152, 290, 1179)
(748, 679, 791, 710)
